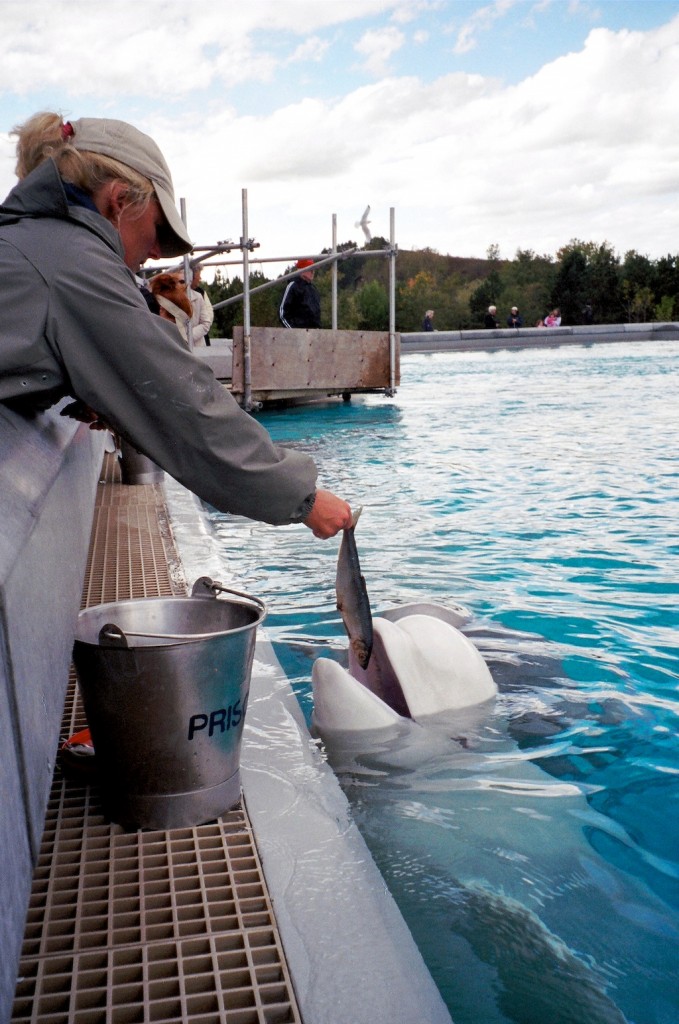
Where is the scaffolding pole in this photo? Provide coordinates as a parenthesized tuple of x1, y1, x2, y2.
(389, 207, 397, 394)
(332, 214, 338, 330)
(180, 199, 194, 350)
(241, 189, 253, 411)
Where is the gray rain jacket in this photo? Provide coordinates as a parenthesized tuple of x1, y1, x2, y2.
(0, 160, 317, 525)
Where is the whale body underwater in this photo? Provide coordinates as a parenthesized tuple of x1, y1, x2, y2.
(309, 529, 677, 1024)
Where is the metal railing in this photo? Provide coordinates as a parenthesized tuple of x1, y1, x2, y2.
(177, 190, 398, 410)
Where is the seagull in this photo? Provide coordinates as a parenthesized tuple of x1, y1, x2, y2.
(355, 205, 372, 243)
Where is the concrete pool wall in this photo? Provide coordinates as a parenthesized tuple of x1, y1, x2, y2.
(0, 403, 104, 1022)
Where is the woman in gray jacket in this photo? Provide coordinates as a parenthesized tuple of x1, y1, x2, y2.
(0, 112, 351, 538)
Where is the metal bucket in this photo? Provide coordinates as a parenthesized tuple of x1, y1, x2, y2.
(119, 439, 164, 485)
(72, 577, 266, 831)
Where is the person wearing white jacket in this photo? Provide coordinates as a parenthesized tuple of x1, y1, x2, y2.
(191, 265, 214, 347)
(175, 265, 214, 347)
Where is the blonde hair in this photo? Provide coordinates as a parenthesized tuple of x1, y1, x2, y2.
(12, 111, 154, 213)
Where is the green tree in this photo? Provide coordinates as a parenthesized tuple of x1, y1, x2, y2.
(587, 242, 620, 322)
(469, 266, 502, 326)
(356, 281, 389, 330)
(551, 246, 588, 325)
(203, 238, 678, 337)
(621, 281, 656, 323)
(551, 240, 620, 324)
(652, 254, 679, 309)
(498, 249, 555, 325)
(654, 295, 675, 321)
(397, 270, 437, 331)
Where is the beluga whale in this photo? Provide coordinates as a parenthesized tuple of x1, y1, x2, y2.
(309, 513, 667, 1024)
(312, 510, 497, 741)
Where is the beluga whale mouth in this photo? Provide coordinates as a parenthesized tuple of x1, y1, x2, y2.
(312, 512, 497, 739)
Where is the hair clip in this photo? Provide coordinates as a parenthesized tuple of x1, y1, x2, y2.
(61, 121, 75, 140)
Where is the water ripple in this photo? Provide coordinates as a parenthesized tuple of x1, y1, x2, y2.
(206, 340, 679, 1024)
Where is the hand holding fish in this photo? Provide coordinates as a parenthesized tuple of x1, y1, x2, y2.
(303, 489, 353, 539)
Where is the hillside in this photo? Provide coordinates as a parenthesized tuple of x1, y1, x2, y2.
(205, 241, 678, 336)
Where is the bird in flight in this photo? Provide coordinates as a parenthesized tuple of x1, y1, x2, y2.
(355, 205, 372, 243)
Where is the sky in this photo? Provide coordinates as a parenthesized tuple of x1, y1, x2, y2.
(1, 0, 678, 275)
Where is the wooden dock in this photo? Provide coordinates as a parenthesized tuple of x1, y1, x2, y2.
(194, 328, 399, 407)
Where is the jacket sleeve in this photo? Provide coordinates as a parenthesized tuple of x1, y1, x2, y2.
(191, 290, 214, 343)
(279, 280, 295, 327)
(46, 241, 318, 526)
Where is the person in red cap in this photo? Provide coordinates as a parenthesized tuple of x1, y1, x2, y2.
(279, 258, 321, 328)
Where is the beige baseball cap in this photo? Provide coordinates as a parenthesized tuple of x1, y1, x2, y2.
(69, 117, 193, 257)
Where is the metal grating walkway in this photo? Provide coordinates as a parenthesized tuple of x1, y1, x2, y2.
(13, 457, 302, 1024)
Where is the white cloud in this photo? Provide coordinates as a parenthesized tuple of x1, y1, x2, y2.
(390, 0, 442, 26)
(288, 36, 331, 65)
(354, 26, 406, 76)
(0, 1, 410, 97)
(1, 3, 678, 264)
(188, 13, 679, 261)
(453, 0, 519, 55)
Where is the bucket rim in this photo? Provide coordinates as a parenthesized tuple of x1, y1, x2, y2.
(74, 591, 266, 648)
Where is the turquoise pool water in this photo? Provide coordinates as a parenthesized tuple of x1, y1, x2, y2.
(209, 340, 679, 1024)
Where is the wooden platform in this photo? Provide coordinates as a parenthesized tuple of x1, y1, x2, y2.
(231, 327, 399, 405)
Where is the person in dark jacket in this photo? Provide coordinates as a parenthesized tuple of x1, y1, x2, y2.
(422, 310, 435, 331)
(279, 258, 321, 328)
(484, 305, 498, 329)
(1, 112, 351, 539)
(506, 306, 523, 328)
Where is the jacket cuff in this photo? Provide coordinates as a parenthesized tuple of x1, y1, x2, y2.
(292, 490, 317, 523)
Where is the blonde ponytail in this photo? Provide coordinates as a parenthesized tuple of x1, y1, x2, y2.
(12, 111, 154, 212)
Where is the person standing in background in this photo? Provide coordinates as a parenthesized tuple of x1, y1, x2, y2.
(173, 265, 213, 347)
(280, 258, 321, 328)
(188, 264, 214, 346)
(484, 305, 498, 329)
(506, 306, 523, 328)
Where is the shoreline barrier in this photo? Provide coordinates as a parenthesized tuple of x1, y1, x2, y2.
(401, 321, 679, 354)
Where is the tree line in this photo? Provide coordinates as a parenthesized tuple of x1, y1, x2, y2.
(204, 238, 679, 337)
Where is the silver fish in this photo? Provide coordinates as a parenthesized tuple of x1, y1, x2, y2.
(336, 507, 373, 669)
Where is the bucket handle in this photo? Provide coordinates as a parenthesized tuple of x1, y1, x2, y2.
(98, 621, 252, 644)
(191, 576, 267, 618)
(98, 623, 130, 648)
(95, 580, 266, 646)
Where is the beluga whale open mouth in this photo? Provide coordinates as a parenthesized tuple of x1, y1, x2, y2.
(312, 510, 497, 739)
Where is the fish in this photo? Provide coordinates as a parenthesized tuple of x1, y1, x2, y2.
(336, 507, 373, 669)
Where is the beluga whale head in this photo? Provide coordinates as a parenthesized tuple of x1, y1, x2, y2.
(312, 511, 497, 740)
(312, 608, 497, 738)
